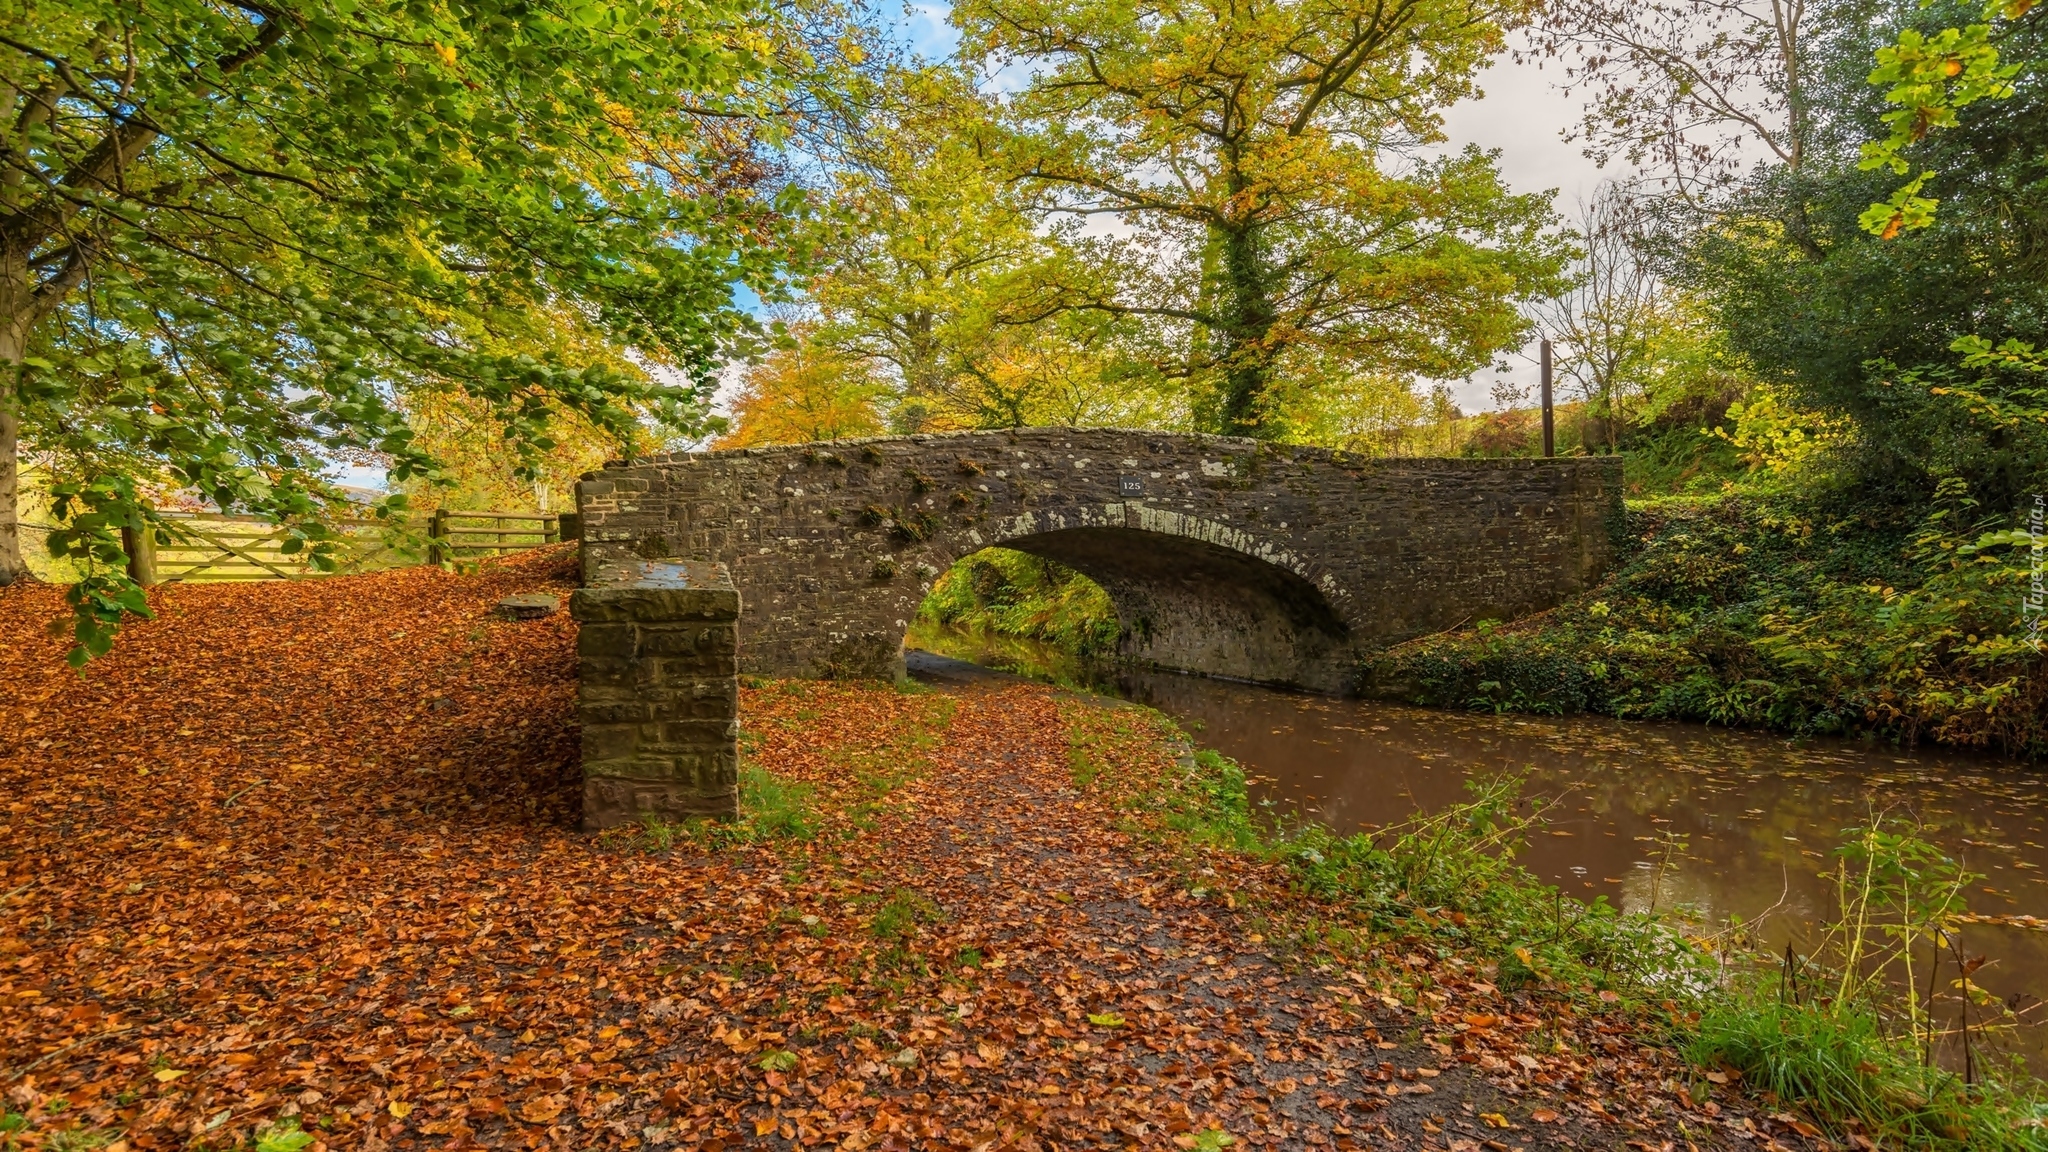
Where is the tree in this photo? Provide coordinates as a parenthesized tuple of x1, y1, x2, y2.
(1, 0, 803, 657)
(954, 0, 1569, 438)
(1533, 185, 1665, 451)
(1677, 0, 2048, 504)
(943, 315, 1189, 430)
(1858, 0, 2041, 236)
(717, 333, 889, 446)
(1536, 0, 1833, 204)
(801, 65, 1110, 433)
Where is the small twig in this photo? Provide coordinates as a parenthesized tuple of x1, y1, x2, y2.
(1, 1025, 134, 1084)
(222, 779, 267, 808)
(1948, 931, 1975, 1089)
(1923, 935, 1942, 1067)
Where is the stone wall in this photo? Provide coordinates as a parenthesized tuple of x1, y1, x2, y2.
(576, 429, 1624, 693)
(569, 559, 739, 828)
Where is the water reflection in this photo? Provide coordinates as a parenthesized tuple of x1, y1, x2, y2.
(908, 625, 2048, 1064)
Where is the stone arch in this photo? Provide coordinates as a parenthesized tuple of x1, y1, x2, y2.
(939, 504, 1353, 689)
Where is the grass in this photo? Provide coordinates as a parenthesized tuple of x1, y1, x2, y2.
(1689, 999, 2048, 1151)
(740, 761, 818, 840)
(614, 762, 819, 854)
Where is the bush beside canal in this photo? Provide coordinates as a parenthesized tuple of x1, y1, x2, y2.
(1361, 483, 2046, 759)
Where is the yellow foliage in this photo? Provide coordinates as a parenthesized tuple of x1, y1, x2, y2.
(718, 339, 890, 447)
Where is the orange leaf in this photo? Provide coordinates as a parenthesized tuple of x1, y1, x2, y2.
(519, 1095, 565, 1125)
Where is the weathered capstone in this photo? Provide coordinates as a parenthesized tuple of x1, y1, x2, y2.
(498, 592, 560, 619)
(576, 428, 1625, 693)
(568, 559, 739, 829)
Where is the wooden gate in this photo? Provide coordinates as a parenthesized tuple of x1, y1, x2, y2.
(134, 510, 568, 585)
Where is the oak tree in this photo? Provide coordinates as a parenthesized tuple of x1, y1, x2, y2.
(955, 0, 1569, 437)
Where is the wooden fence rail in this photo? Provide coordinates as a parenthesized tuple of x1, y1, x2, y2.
(116, 510, 574, 586)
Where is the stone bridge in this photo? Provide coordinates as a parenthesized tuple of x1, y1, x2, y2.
(575, 429, 1623, 693)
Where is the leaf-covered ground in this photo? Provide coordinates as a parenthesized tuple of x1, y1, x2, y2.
(2, 551, 1796, 1151)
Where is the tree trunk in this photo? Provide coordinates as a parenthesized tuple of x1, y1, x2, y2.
(1215, 223, 1278, 438)
(1, 240, 45, 586)
(0, 331, 24, 587)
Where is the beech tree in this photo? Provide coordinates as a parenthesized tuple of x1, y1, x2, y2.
(1, 0, 803, 657)
(716, 330, 890, 446)
(955, 0, 1569, 437)
(801, 66, 1110, 431)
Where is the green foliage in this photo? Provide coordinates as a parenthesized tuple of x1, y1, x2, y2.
(1135, 736, 1707, 998)
(756, 1049, 801, 1073)
(737, 762, 819, 842)
(914, 547, 1121, 657)
(1365, 485, 2046, 757)
(868, 887, 944, 942)
(1859, 0, 2040, 237)
(796, 64, 1173, 435)
(1276, 775, 1708, 995)
(1690, 1003, 2048, 1151)
(3, 0, 806, 652)
(250, 1118, 317, 1152)
(954, 0, 1569, 436)
(617, 762, 818, 854)
(1689, 819, 2048, 1151)
(1680, 0, 2047, 506)
(1155, 748, 1265, 853)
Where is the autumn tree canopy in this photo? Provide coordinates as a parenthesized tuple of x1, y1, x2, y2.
(1, 0, 807, 656)
(954, 0, 1571, 436)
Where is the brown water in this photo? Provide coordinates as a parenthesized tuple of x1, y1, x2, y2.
(907, 626, 2048, 1065)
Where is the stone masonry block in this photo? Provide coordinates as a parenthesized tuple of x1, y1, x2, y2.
(577, 623, 636, 659)
(572, 558, 740, 830)
(637, 624, 737, 658)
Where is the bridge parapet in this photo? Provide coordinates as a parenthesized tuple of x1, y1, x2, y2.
(576, 429, 1623, 693)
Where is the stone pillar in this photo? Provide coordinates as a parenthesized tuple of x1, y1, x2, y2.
(569, 559, 740, 829)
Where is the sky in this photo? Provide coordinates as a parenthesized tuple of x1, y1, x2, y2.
(1435, 39, 1614, 409)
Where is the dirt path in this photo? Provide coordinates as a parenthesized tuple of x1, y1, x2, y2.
(815, 678, 1751, 1152)
(0, 556, 1780, 1151)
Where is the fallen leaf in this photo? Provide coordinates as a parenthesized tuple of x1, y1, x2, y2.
(519, 1095, 565, 1125)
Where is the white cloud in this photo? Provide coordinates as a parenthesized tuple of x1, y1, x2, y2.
(1433, 34, 1613, 411)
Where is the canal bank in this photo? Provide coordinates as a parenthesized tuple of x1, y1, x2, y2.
(909, 626, 2048, 1144)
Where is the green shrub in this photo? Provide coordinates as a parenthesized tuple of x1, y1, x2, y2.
(1364, 487, 2045, 757)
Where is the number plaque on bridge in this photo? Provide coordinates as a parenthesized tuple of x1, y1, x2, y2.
(1119, 474, 1144, 497)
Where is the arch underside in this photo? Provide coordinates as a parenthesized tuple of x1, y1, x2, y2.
(996, 527, 1355, 692)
